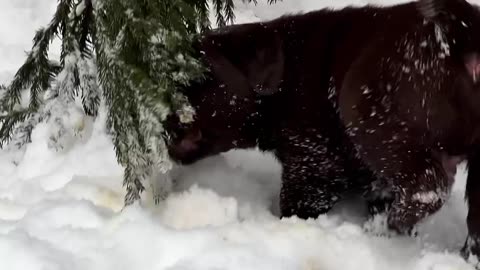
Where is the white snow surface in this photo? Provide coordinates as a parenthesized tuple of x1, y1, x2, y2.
(1, 0, 479, 269)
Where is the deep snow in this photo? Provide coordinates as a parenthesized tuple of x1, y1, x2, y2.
(0, 0, 478, 269)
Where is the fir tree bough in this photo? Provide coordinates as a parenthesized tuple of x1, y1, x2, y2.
(0, 0, 278, 206)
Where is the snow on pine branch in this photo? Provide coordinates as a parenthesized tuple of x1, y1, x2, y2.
(0, 0, 280, 207)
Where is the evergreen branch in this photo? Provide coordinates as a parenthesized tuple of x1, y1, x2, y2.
(93, 0, 201, 204)
(61, 0, 97, 116)
(4, 0, 72, 112)
(79, 57, 100, 117)
(1, 0, 282, 205)
(8, 112, 42, 151)
(5, 41, 61, 113)
(0, 0, 97, 150)
(5, 55, 35, 110)
(213, 0, 227, 27)
(0, 109, 33, 148)
(78, 0, 94, 57)
(94, 29, 150, 204)
(194, 1, 210, 31)
(28, 37, 59, 111)
(124, 167, 146, 204)
(223, 0, 235, 25)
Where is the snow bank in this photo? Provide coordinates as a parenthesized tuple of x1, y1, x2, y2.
(0, 0, 477, 269)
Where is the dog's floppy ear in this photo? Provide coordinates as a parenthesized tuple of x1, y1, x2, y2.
(201, 27, 284, 97)
(201, 36, 251, 96)
(247, 36, 285, 96)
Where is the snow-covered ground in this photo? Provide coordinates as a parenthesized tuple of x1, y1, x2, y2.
(0, 0, 478, 269)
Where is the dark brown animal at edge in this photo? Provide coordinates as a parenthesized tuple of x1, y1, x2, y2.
(164, 0, 480, 262)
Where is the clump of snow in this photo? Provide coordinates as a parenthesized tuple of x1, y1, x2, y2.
(413, 191, 440, 204)
(0, 0, 477, 269)
(158, 185, 239, 229)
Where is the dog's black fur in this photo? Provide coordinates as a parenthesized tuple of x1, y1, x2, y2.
(165, 0, 480, 260)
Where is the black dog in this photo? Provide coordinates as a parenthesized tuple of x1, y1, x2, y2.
(165, 0, 480, 260)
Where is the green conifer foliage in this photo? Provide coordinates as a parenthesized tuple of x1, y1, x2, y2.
(0, 0, 278, 206)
